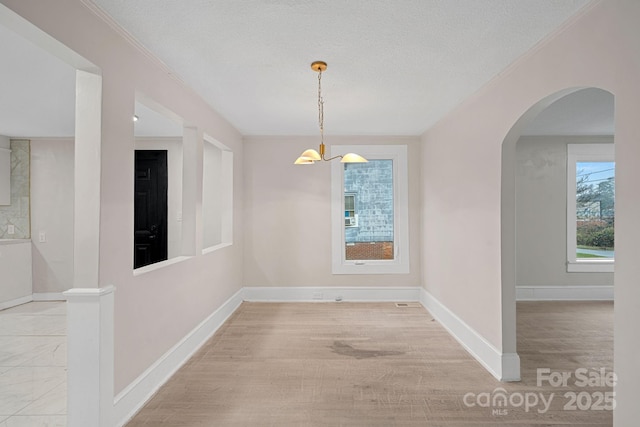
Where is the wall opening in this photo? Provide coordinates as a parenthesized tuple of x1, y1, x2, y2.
(501, 87, 615, 383)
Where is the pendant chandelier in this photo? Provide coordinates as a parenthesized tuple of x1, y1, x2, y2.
(294, 61, 368, 165)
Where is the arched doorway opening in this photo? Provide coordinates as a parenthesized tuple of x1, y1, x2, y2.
(501, 87, 615, 384)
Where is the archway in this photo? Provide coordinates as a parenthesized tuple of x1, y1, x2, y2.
(501, 86, 615, 381)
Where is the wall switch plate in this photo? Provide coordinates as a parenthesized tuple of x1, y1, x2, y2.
(7, 224, 14, 235)
(39, 231, 46, 243)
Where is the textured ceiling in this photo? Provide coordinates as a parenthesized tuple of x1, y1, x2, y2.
(1, 0, 615, 139)
(90, 0, 594, 136)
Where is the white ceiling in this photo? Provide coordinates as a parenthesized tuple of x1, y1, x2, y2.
(0, 0, 615, 138)
(522, 88, 614, 136)
(0, 23, 76, 137)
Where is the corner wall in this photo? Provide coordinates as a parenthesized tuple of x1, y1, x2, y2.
(420, 1, 640, 424)
(242, 136, 421, 289)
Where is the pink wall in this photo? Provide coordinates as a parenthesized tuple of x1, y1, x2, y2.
(1, 0, 245, 393)
(243, 136, 421, 288)
(421, 1, 640, 424)
(4, 0, 640, 423)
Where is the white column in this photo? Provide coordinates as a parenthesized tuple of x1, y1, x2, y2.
(181, 126, 200, 255)
(64, 286, 115, 427)
(74, 70, 102, 288)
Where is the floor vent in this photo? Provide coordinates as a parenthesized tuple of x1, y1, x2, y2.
(395, 302, 422, 308)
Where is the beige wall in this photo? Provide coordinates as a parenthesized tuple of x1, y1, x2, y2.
(30, 138, 74, 294)
(421, 1, 640, 423)
(516, 135, 614, 287)
(0, 0, 244, 393)
(243, 136, 421, 288)
(5, 0, 640, 423)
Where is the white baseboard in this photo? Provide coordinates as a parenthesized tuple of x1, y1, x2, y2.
(0, 293, 66, 312)
(112, 288, 244, 427)
(0, 294, 33, 311)
(32, 292, 66, 301)
(419, 288, 520, 382)
(243, 286, 421, 302)
(516, 285, 614, 301)
(111, 284, 524, 426)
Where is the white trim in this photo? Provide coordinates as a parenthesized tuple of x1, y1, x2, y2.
(567, 261, 614, 273)
(65, 286, 115, 297)
(113, 288, 244, 427)
(79, 0, 179, 80)
(330, 145, 410, 275)
(516, 285, 614, 301)
(419, 288, 520, 382)
(133, 255, 192, 276)
(243, 286, 421, 302)
(202, 242, 233, 255)
(32, 292, 66, 301)
(105, 285, 529, 426)
(566, 143, 615, 273)
(0, 294, 32, 311)
(501, 353, 521, 382)
(0, 293, 67, 311)
(74, 70, 103, 289)
(64, 286, 115, 427)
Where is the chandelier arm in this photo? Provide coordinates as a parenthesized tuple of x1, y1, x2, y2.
(322, 154, 344, 162)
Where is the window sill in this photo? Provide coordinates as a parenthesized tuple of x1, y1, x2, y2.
(202, 242, 232, 255)
(332, 260, 410, 275)
(567, 261, 614, 273)
(133, 255, 192, 276)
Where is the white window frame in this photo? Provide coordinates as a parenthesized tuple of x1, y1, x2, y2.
(567, 143, 614, 273)
(330, 145, 409, 274)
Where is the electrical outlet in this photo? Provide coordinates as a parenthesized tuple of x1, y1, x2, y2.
(39, 231, 46, 243)
(312, 292, 323, 300)
(7, 224, 14, 235)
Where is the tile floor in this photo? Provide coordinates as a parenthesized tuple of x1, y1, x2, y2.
(0, 302, 66, 427)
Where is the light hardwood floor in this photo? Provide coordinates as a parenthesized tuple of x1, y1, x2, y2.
(127, 301, 613, 426)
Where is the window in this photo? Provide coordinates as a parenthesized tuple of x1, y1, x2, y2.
(331, 145, 409, 274)
(567, 143, 614, 272)
(344, 193, 357, 227)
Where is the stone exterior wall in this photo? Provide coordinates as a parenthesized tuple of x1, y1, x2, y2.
(344, 159, 393, 244)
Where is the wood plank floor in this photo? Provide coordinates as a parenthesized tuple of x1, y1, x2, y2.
(127, 301, 613, 426)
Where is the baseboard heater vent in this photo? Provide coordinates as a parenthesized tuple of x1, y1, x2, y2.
(395, 302, 422, 308)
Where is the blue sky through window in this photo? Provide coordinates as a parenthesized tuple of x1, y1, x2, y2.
(576, 161, 615, 184)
